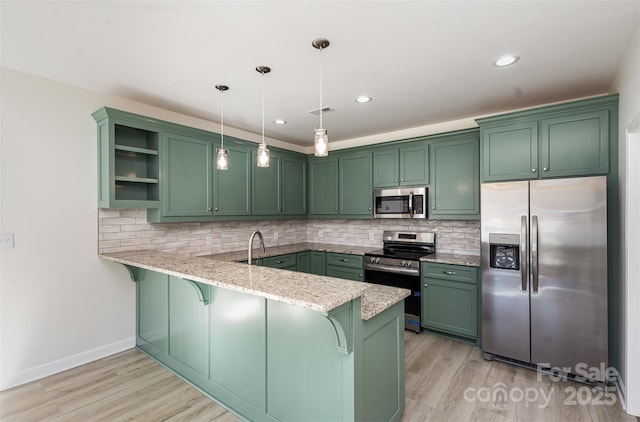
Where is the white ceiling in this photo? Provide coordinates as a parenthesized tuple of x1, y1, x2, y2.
(2, 1, 638, 149)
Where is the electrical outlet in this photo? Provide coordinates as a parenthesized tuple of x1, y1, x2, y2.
(273, 232, 278, 240)
(0, 233, 15, 249)
(369, 232, 375, 241)
(319, 231, 324, 238)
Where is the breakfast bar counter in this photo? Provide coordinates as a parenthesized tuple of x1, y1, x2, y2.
(101, 250, 408, 421)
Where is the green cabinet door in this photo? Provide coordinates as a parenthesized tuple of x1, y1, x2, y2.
(296, 251, 310, 273)
(399, 142, 429, 186)
(540, 110, 609, 178)
(429, 135, 480, 219)
(281, 154, 307, 215)
(162, 132, 213, 217)
(372, 148, 400, 188)
(421, 263, 478, 339)
(308, 157, 339, 215)
(325, 252, 364, 281)
(481, 121, 539, 182)
(252, 151, 281, 215)
(214, 139, 251, 216)
(309, 251, 326, 275)
(262, 253, 297, 270)
(339, 151, 373, 216)
(372, 143, 429, 188)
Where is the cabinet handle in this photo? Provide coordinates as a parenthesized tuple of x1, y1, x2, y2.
(277, 260, 284, 264)
(543, 167, 549, 172)
(531, 168, 537, 173)
(341, 259, 349, 262)
(443, 271, 456, 275)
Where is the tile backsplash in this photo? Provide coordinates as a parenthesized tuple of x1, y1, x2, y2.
(98, 209, 479, 256)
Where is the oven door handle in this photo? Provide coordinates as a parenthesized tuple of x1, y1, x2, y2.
(364, 263, 419, 276)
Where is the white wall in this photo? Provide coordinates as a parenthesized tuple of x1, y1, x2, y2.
(0, 67, 291, 390)
(611, 26, 640, 416)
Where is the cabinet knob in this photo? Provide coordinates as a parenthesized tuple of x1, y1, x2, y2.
(208, 207, 212, 211)
(543, 167, 549, 172)
(369, 207, 372, 211)
(444, 271, 456, 275)
(214, 207, 219, 211)
(400, 178, 404, 182)
(335, 208, 339, 212)
(424, 284, 428, 288)
(531, 168, 537, 173)
(432, 206, 435, 210)
(394, 178, 398, 182)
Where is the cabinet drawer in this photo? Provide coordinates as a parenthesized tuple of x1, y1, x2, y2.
(421, 263, 477, 284)
(262, 253, 297, 269)
(326, 265, 363, 282)
(325, 253, 363, 269)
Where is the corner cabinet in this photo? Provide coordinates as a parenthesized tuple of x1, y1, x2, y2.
(421, 262, 479, 343)
(309, 152, 373, 218)
(428, 131, 480, 219)
(93, 107, 160, 208)
(372, 142, 429, 188)
(478, 95, 617, 182)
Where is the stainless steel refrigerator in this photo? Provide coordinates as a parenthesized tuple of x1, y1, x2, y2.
(481, 176, 608, 380)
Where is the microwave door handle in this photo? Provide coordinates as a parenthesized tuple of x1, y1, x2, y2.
(408, 192, 414, 217)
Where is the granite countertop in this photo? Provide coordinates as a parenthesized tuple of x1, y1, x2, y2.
(101, 250, 409, 320)
(200, 242, 379, 261)
(420, 252, 481, 267)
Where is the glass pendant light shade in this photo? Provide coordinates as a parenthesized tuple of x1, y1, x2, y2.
(216, 148, 228, 170)
(312, 38, 330, 157)
(256, 65, 271, 168)
(314, 128, 329, 157)
(257, 143, 270, 168)
(215, 84, 229, 170)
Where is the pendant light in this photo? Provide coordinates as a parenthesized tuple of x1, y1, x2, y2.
(215, 84, 229, 170)
(312, 38, 330, 157)
(256, 66, 271, 168)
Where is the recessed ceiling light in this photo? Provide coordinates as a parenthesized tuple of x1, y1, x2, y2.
(355, 95, 372, 103)
(493, 55, 520, 67)
(273, 119, 287, 125)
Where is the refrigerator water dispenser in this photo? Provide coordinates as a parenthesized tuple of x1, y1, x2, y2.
(489, 233, 520, 271)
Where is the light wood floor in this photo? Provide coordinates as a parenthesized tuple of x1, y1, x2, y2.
(1, 332, 636, 421)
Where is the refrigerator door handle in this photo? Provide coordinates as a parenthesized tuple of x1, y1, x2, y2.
(520, 215, 528, 291)
(532, 215, 539, 293)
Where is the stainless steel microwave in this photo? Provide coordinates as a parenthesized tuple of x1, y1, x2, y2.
(373, 187, 427, 219)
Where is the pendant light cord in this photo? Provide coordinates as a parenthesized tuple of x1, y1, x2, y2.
(319, 45, 323, 129)
(220, 91, 224, 150)
(261, 71, 265, 145)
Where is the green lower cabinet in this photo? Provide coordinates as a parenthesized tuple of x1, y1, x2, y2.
(310, 251, 326, 275)
(262, 253, 297, 270)
(421, 263, 479, 341)
(326, 252, 364, 281)
(134, 268, 405, 421)
(296, 251, 310, 272)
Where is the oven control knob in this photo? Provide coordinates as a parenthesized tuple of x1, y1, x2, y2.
(401, 260, 407, 267)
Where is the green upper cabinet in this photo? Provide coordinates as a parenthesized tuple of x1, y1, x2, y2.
(161, 132, 214, 218)
(214, 138, 251, 216)
(477, 95, 617, 182)
(480, 121, 538, 182)
(540, 110, 609, 178)
(93, 107, 160, 208)
(429, 132, 480, 219)
(339, 151, 373, 216)
(309, 152, 373, 218)
(308, 157, 339, 215)
(373, 142, 429, 188)
(253, 152, 307, 217)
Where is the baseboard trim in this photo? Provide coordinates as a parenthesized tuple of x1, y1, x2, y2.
(0, 337, 136, 391)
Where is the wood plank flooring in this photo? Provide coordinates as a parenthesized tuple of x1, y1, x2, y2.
(1, 332, 636, 421)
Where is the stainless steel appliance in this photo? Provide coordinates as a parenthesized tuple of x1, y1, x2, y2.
(365, 231, 435, 332)
(373, 187, 427, 219)
(481, 176, 608, 381)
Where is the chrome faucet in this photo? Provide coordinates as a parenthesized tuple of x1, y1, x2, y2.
(248, 230, 265, 265)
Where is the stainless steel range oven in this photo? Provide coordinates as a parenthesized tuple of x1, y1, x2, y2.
(364, 231, 435, 333)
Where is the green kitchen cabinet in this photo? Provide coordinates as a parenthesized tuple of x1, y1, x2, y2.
(93, 107, 160, 208)
(160, 132, 214, 218)
(213, 139, 251, 216)
(262, 253, 297, 270)
(252, 152, 307, 216)
(308, 157, 339, 215)
(429, 132, 480, 219)
(296, 251, 310, 272)
(310, 251, 326, 275)
(373, 142, 429, 188)
(326, 252, 364, 282)
(339, 151, 373, 216)
(478, 95, 616, 182)
(421, 262, 478, 341)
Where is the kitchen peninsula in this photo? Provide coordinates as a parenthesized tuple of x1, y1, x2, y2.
(101, 248, 410, 422)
